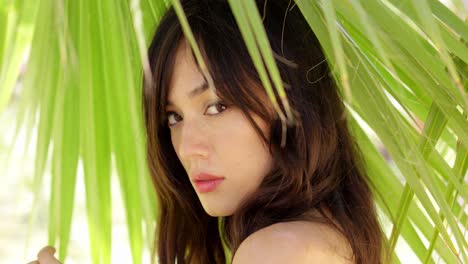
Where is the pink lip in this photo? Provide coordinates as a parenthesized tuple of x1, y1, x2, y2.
(191, 173, 225, 193)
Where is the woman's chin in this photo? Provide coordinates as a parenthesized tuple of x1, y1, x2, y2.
(202, 205, 234, 217)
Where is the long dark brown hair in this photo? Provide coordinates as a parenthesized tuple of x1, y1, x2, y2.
(143, 0, 386, 263)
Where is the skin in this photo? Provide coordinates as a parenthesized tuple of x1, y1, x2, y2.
(232, 220, 355, 264)
(165, 39, 273, 217)
(27, 246, 61, 264)
(29, 40, 352, 263)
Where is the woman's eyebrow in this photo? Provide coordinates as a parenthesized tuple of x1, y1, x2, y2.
(166, 81, 209, 106)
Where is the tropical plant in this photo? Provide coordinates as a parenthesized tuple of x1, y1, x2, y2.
(0, 0, 466, 263)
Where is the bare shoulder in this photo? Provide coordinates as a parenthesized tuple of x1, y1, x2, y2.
(232, 220, 354, 264)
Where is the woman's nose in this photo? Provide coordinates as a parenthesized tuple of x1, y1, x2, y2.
(175, 119, 210, 160)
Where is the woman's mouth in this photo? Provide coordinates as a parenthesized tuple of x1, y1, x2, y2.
(194, 179, 224, 193)
(191, 172, 225, 193)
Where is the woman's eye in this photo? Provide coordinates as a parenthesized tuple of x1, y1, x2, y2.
(165, 102, 227, 127)
(166, 111, 182, 126)
(205, 102, 228, 115)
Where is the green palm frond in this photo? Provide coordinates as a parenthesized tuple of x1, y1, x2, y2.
(1, 0, 466, 263)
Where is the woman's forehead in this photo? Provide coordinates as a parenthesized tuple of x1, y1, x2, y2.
(166, 41, 208, 103)
(164, 38, 273, 116)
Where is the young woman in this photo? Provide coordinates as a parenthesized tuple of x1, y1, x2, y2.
(144, 0, 385, 263)
(30, 0, 385, 263)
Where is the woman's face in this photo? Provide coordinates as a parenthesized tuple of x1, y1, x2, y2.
(165, 40, 273, 217)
